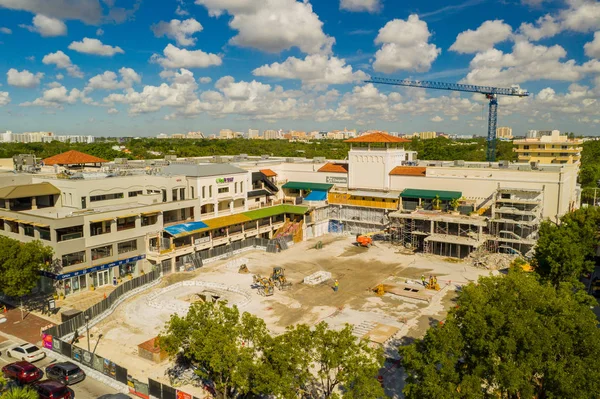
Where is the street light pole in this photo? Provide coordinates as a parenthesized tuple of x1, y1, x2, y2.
(85, 315, 90, 352)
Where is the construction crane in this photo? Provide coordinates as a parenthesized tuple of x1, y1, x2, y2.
(364, 77, 531, 162)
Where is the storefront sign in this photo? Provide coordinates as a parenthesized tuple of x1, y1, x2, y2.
(42, 333, 53, 350)
(216, 177, 234, 184)
(326, 176, 347, 184)
(41, 254, 146, 281)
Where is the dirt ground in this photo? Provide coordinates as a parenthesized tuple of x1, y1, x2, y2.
(77, 234, 495, 398)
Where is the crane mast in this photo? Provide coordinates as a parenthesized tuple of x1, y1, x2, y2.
(365, 77, 530, 162)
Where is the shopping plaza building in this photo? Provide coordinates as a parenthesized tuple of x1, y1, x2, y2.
(0, 133, 580, 296)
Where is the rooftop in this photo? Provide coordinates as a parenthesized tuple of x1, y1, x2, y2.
(317, 162, 349, 173)
(0, 182, 60, 199)
(43, 150, 107, 166)
(345, 132, 411, 144)
(259, 168, 277, 177)
(161, 163, 247, 177)
(389, 166, 427, 176)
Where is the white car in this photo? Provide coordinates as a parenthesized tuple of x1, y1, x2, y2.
(6, 343, 45, 362)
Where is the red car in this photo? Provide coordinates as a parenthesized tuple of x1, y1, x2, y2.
(1, 361, 43, 384)
(32, 380, 72, 399)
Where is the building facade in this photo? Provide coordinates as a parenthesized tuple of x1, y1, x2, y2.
(513, 130, 583, 164)
(496, 126, 513, 139)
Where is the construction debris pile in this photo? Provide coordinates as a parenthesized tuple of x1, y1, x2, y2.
(468, 249, 515, 270)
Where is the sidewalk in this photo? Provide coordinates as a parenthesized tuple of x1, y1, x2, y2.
(0, 304, 54, 345)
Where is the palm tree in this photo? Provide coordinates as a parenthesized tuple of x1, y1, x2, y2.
(450, 197, 460, 212)
(432, 195, 442, 210)
(0, 386, 38, 399)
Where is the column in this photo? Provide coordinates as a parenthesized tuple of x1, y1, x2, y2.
(171, 257, 176, 274)
(214, 201, 219, 217)
(31, 196, 38, 210)
(430, 220, 434, 234)
(229, 200, 234, 213)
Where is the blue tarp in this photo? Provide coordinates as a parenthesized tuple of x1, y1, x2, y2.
(304, 190, 328, 201)
(164, 221, 208, 236)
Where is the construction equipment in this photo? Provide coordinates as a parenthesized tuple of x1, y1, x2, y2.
(252, 275, 274, 296)
(365, 77, 530, 162)
(271, 267, 292, 290)
(425, 276, 440, 291)
(355, 231, 386, 248)
(238, 264, 249, 274)
(375, 284, 385, 296)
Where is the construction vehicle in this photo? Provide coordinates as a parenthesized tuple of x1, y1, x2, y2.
(425, 276, 440, 291)
(271, 267, 292, 290)
(238, 264, 249, 274)
(355, 231, 386, 248)
(252, 275, 274, 296)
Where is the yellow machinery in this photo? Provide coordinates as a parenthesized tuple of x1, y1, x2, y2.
(355, 231, 386, 248)
(426, 276, 440, 291)
(253, 274, 274, 296)
(271, 267, 292, 290)
(375, 284, 385, 296)
(238, 264, 249, 274)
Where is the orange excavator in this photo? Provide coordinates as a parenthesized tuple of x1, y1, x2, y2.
(355, 231, 385, 248)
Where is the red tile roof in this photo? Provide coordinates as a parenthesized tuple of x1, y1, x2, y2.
(260, 169, 277, 177)
(345, 132, 411, 143)
(43, 150, 108, 166)
(389, 166, 427, 176)
(138, 337, 162, 354)
(318, 162, 349, 173)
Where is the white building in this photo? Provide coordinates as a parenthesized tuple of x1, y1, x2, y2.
(248, 129, 259, 139)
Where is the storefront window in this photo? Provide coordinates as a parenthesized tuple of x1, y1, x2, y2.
(118, 239, 137, 254)
(91, 245, 113, 261)
(62, 251, 86, 266)
(119, 262, 136, 277)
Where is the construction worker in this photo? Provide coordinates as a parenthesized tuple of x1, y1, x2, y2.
(334, 280, 339, 292)
(421, 275, 426, 286)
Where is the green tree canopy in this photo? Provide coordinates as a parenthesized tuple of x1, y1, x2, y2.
(159, 301, 385, 399)
(401, 271, 600, 399)
(0, 237, 53, 297)
(0, 386, 38, 399)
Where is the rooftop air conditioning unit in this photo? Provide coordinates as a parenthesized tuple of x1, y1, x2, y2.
(530, 161, 539, 170)
(499, 160, 509, 168)
(454, 160, 465, 167)
(314, 157, 326, 163)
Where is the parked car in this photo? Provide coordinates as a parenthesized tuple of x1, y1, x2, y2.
(45, 362, 86, 385)
(6, 343, 45, 362)
(2, 361, 43, 384)
(31, 380, 72, 399)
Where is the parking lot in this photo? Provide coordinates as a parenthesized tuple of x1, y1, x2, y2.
(0, 339, 118, 399)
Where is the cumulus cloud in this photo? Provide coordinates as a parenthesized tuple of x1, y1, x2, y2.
(96, 28, 103, 36)
(42, 50, 83, 78)
(431, 115, 443, 122)
(7, 68, 44, 88)
(20, 84, 83, 108)
(339, 0, 381, 13)
(0, 0, 102, 24)
(195, 0, 334, 54)
(518, 15, 561, 41)
(0, 91, 10, 106)
(151, 44, 222, 69)
(68, 38, 124, 56)
(372, 15, 440, 73)
(19, 14, 66, 37)
(450, 20, 512, 54)
(151, 18, 203, 47)
(85, 67, 141, 91)
(584, 31, 600, 59)
(55, 73, 64, 80)
(175, 5, 189, 16)
(253, 54, 369, 86)
(107, 107, 118, 114)
(0, 27, 11, 34)
(199, 76, 212, 83)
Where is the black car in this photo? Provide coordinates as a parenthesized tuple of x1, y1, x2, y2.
(97, 394, 131, 399)
(44, 362, 86, 385)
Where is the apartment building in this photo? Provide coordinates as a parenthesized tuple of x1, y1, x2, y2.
(513, 130, 583, 164)
(496, 126, 513, 139)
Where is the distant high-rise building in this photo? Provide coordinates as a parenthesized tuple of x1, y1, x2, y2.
(248, 129, 259, 139)
(219, 129, 235, 139)
(171, 134, 185, 139)
(513, 130, 582, 164)
(187, 131, 204, 139)
(264, 130, 278, 140)
(496, 126, 513, 139)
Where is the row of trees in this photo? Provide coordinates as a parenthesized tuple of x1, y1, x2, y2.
(158, 301, 385, 399)
(0, 236, 54, 297)
(401, 206, 600, 398)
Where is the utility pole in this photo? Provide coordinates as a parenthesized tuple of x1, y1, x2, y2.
(85, 315, 90, 352)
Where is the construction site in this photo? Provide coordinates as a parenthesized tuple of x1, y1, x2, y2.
(77, 233, 495, 398)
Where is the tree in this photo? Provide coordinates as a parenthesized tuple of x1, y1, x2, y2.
(0, 386, 38, 399)
(0, 237, 53, 297)
(400, 271, 600, 399)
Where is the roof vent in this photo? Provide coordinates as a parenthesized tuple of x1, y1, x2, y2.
(499, 160, 509, 168)
(454, 160, 465, 167)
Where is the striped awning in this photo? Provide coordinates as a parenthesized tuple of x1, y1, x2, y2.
(2, 216, 17, 221)
(15, 219, 31, 224)
(32, 222, 49, 227)
(117, 214, 138, 219)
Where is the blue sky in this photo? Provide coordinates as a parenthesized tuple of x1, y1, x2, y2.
(0, 0, 599, 137)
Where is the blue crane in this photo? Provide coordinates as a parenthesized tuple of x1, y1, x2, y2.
(364, 77, 530, 162)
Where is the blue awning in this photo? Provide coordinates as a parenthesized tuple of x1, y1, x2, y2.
(304, 190, 328, 201)
(164, 221, 208, 237)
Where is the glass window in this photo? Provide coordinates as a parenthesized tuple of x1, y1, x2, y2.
(118, 239, 137, 254)
(38, 227, 50, 241)
(141, 214, 158, 226)
(241, 181, 243, 192)
(235, 182, 238, 193)
(128, 190, 143, 197)
(91, 245, 112, 260)
(23, 224, 34, 237)
(180, 188, 185, 200)
(90, 193, 124, 202)
(209, 185, 212, 197)
(90, 220, 111, 236)
(191, 187, 195, 199)
(56, 226, 83, 241)
(117, 216, 136, 231)
(218, 187, 229, 194)
(202, 186, 205, 199)
(172, 189, 178, 201)
(62, 251, 85, 266)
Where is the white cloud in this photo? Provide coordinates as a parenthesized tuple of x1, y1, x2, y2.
(339, 0, 381, 13)
(253, 54, 369, 86)
(0, 27, 11, 34)
(68, 38, 124, 56)
(584, 31, 600, 59)
(151, 18, 203, 47)
(151, 44, 222, 69)
(0, 91, 10, 106)
(199, 77, 212, 84)
(20, 84, 83, 108)
(450, 20, 512, 54)
(19, 14, 66, 37)
(107, 107, 118, 114)
(451, 115, 459, 121)
(175, 5, 189, 16)
(195, 0, 334, 54)
(42, 50, 83, 78)
(0, 0, 102, 24)
(55, 73, 64, 80)
(96, 28, 103, 36)
(372, 15, 441, 73)
(518, 15, 561, 41)
(462, 40, 599, 86)
(86, 67, 141, 91)
(431, 115, 443, 122)
(6, 68, 44, 88)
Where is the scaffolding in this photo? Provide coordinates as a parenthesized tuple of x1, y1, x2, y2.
(327, 205, 389, 234)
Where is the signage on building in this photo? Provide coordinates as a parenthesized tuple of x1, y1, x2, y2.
(216, 177, 234, 184)
(40, 254, 146, 281)
(195, 236, 210, 245)
(326, 176, 348, 184)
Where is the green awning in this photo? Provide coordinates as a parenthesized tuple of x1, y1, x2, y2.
(243, 204, 309, 221)
(282, 182, 333, 191)
(400, 189, 462, 201)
